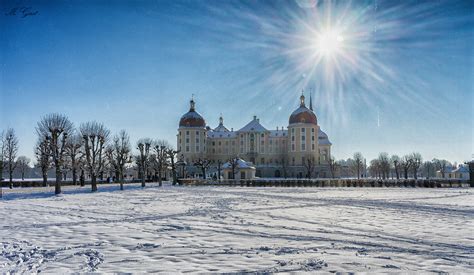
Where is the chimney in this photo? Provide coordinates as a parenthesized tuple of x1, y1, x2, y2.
(231, 128, 233, 132)
(253, 115, 257, 120)
(257, 118, 260, 123)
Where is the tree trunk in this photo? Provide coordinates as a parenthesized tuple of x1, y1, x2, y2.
(21, 172, 24, 181)
(55, 165, 61, 195)
(72, 168, 77, 185)
(9, 172, 13, 189)
(141, 167, 146, 188)
(158, 168, 162, 186)
(202, 168, 206, 179)
(91, 174, 97, 192)
(171, 167, 177, 185)
(80, 169, 85, 187)
(42, 170, 48, 187)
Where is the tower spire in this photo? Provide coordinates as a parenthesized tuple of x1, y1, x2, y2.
(190, 94, 195, 111)
(300, 89, 305, 107)
(219, 113, 223, 125)
(309, 88, 313, 111)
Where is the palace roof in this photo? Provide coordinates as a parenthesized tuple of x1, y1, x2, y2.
(238, 116, 267, 132)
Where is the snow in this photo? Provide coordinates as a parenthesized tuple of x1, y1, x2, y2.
(237, 117, 267, 132)
(1, 184, 473, 273)
(222, 158, 255, 169)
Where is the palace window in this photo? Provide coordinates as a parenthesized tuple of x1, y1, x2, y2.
(186, 131, 189, 135)
(186, 138, 189, 143)
(186, 146, 190, 152)
(218, 141, 221, 146)
(302, 135, 305, 141)
(301, 143, 306, 151)
(311, 128, 315, 133)
(196, 146, 199, 152)
(291, 144, 295, 151)
(312, 144, 315, 150)
(196, 138, 199, 143)
(302, 128, 305, 133)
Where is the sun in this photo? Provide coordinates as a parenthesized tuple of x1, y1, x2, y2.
(316, 29, 345, 56)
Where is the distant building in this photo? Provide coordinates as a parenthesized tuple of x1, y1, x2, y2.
(177, 93, 332, 178)
(436, 165, 469, 180)
(222, 158, 256, 180)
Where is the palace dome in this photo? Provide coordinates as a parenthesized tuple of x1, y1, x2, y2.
(179, 99, 206, 128)
(289, 94, 317, 125)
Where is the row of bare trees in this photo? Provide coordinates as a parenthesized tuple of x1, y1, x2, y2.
(135, 138, 179, 187)
(325, 152, 456, 180)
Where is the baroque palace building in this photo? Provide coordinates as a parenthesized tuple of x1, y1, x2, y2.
(177, 93, 332, 178)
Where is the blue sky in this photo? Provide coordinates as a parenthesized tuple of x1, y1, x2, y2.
(0, 0, 472, 163)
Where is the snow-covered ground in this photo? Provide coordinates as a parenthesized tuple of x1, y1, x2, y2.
(1, 183, 473, 273)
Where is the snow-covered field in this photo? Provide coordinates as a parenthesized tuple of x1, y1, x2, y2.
(1, 183, 473, 273)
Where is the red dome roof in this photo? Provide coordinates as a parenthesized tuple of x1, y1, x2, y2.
(289, 107, 317, 124)
(288, 94, 317, 125)
(179, 99, 206, 128)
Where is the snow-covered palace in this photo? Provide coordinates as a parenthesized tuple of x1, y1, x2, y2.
(177, 94, 332, 178)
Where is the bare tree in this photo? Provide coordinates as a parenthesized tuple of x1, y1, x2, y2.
(433, 158, 451, 178)
(153, 140, 170, 186)
(401, 155, 412, 179)
(35, 137, 50, 187)
(303, 155, 316, 178)
(16, 156, 30, 181)
(328, 156, 338, 178)
(352, 152, 364, 179)
(422, 160, 434, 179)
(80, 121, 110, 192)
(137, 138, 152, 187)
(390, 155, 401, 179)
(410, 152, 423, 179)
(378, 152, 390, 179)
(5, 128, 19, 188)
(36, 114, 74, 194)
(227, 157, 240, 179)
(194, 157, 213, 179)
(109, 130, 131, 190)
(215, 159, 223, 181)
(368, 159, 381, 178)
(166, 147, 180, 185)
(0, 130, 4, 182)
(65, 133, 83, 185)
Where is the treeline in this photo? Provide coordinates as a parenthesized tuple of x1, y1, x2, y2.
(0, 113, 179, 195)
(330, 152, 456, 180)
